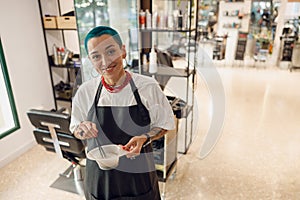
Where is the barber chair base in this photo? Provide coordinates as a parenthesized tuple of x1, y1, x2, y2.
(50, 165, 85, 196)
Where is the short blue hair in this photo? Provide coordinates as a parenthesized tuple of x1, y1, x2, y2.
(84, 26, 123, 54)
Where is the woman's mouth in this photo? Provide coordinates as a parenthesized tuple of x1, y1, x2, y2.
(101, 65, 115, 72)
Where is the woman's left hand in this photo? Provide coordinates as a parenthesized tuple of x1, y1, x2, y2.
(122, 135, 147, 158)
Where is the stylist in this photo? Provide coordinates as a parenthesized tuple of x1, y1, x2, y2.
(70, 26, 175, 200)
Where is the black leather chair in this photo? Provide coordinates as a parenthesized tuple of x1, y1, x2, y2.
(27, 108, 86, 190)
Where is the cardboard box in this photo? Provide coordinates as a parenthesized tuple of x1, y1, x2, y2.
(43, 17, 57, 29)
(56, 16, 76, 29)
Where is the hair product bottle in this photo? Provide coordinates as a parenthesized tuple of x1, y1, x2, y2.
(149, 48, 157, 74)
(139, 10, 146, 29)
(146, 9, 152, 29)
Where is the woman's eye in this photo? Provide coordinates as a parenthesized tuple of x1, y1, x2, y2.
(107, 49, 116, 56)
(92, 55, 100, 61)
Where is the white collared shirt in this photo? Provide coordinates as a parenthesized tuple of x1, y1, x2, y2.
(70, 71, 175, 133)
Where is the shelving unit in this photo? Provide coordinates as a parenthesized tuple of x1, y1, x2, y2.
(217, 0, 251, 64)
(38, 0, 81, 111)
(138, 0, 199, 192)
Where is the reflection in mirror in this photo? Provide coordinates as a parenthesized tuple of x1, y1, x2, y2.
(250, 0, 281, 40)
(248, 0, 281, 60)
(74, 0, 138, 82)
(0, 38, 20, 139)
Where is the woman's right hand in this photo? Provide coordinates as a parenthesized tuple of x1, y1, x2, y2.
(74, 121, 98, 139)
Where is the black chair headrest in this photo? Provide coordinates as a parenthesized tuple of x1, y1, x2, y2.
(27, 109, 71, 135)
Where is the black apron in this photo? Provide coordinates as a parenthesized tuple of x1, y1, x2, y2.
(84, 78, 161, 200)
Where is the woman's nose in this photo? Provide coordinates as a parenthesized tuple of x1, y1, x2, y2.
(101, 55, 107, 66)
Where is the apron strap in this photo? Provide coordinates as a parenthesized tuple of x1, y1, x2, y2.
(94, 80, 103, 111)
(129, 78, 151, 123)
(129, 78, 142, 105)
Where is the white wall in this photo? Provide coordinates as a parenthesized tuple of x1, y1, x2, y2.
(0, 0, 54, 168)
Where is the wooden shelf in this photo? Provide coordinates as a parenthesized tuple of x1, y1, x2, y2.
(39, 0, 80, 110)
(45, 28, 77, 31)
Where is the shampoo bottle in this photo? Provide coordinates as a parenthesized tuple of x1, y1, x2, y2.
(139, 10, 146, 29)
(149, 48, 157, 74)
(146, 9, 152, 29)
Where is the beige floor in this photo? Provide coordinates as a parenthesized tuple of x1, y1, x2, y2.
(1, 67, 300, 200)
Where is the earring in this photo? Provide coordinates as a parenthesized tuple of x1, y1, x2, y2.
(123, 59, 130, 69)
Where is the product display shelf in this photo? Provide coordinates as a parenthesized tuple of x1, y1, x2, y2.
(139, 0, 198, 154)
(38, 0, 80, 110)
(138, 0, 199, 196)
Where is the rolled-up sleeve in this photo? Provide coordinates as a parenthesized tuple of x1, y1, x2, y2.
(70, 99, 84, 133)
(141, 83, 175, 131)
(69, 82, 95, 133)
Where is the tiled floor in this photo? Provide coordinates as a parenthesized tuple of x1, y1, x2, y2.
(1, 67, 300, 200)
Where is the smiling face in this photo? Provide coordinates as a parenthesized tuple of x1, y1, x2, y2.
(88, 34, 126, 85)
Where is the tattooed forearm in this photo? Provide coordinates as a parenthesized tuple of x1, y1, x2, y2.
(145, 127, 167, 142)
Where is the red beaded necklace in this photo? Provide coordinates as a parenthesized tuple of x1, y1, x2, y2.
(101, 71, 131, 93)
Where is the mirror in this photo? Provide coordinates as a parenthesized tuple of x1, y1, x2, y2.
(74, 0, 138, 82)
(250, 0, 281, 39)
(0, 38, 20, 139)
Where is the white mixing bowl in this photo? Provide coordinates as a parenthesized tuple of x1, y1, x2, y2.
(87, 144, 128, 170)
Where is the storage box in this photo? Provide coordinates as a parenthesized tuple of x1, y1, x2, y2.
(56, 16, 76, 29)
(43, 17, 57, 29)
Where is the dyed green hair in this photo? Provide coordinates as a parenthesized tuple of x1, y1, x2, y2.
(84, 26, 123, 54)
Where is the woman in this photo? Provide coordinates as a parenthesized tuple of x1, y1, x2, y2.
(70, 26, 175, 200)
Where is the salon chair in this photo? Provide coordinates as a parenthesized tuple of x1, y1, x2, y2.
(27, 108, 86, 194)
